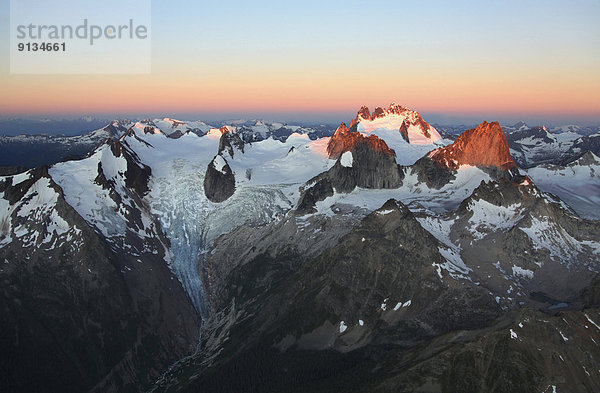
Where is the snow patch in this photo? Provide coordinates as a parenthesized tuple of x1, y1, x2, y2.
(340, 151, 353, 168)
(512, 265, 534, 279)
(212, 155, 228, 174)
(395, 300, 412, 310)
(519, 216, 589, 264)
(585, 314, 600, 330)
(381, 298, 388, 311)
(559, 331, 569, 342)
(339, 321, 348, 333)
(467, 200, 523, 241)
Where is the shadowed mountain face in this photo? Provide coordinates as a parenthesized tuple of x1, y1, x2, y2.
(297, 134, 403, 214)
(0, 122, 128, 168)
(1, 110, 599, 393)
(152, 189, 600, 393)
(0, 162, 199, 393)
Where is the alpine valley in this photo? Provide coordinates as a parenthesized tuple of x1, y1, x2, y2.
(1, 104, 600, 393)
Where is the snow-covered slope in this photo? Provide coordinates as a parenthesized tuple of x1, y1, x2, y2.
(325, 104, 449, 166)
(4, 111, 599, 318)
(151, 118, 213, 136)
(3, 110, 600, 393)
(355, 103, 442, 145)
(227, 120, 334, 142)
(506, 126, 585, 168)
(525, 152, 600, 219)
(49, 127, 332, 314)
(0, 171, 83, 251)
(308, 165, 492, 218)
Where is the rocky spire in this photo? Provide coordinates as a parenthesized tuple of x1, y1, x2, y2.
(428, 121, 517, 170)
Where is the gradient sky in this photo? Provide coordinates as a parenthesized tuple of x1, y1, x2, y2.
(0, 0, 599, 125)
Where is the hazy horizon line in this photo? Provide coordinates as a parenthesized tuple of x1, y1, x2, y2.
(1, 110, 599, 128)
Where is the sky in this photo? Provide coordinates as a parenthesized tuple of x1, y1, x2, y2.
(0, 0, 599, 125)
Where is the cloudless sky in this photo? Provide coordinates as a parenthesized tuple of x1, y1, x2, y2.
(0, 0, 599, 125)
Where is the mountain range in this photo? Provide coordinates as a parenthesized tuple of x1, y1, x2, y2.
(1, 104, 599, 393)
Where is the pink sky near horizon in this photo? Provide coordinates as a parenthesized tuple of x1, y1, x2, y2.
(1, 1, 599, 123)
(2, 69, 598, 120)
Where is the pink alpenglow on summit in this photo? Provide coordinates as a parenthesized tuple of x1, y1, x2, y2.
(349, 103, 442, 145)
(428, 121, 517, 170)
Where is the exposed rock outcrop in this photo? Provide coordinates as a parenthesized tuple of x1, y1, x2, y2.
(298, 138, 403, 214)
(218, 130, 245, 158)
(109, 140, 152, 196)
(0, 166, 199, 393)
(204, 154, 236, 203)
(411, 121, 520, 189)
(326, 122, 395, 160)
(399, 119, 410, 143)
(428, 121, 517, 170)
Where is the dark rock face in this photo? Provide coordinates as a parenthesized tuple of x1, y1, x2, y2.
(456, 177, 538, 212)
(109, 140, 152, 196)
(584, 274, 600, 306)
(411, 156, 457, 189)
(157, 199, 518, 392)
(204, 132, 245, 203)
(366, 308, 600, 393)
(167, 130, 185, 139)
(204, 155, 236, 203)
(447, 177, 600, 305)
(429, 121, 517, 170)
(0, 166, 28, 176)
(399, 120, 410, 143)
(410, 156, 519, 191)
(0, 169, 199, 393)
(218, 131, 244, 158)
(295, 177, 334, 215)
(148, 184, 600, 392)
(298, 139, 403, 214)
(327, 141, 403, 192)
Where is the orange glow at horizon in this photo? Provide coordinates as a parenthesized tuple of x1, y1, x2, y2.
(2, 0, 599, 124)
(1, 64, 599, 119)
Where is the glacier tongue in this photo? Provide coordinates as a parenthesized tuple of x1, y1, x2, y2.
(150, 161, 211, 316)
(149, 159, 294, 316)
(110, 131, 333, 318)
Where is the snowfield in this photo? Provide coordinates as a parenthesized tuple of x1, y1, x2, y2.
(2, 117, 597, 318)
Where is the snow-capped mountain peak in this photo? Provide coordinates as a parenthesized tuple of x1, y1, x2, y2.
(350, 103, 442, 145)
